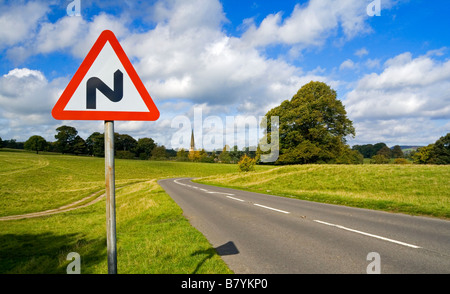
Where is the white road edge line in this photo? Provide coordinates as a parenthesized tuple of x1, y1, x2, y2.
(254, 203, 290, 214)
(313, 220, 421, 249)
(226, 196, 245, 202)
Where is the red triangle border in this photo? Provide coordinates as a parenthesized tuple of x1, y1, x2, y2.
(52, 30, 160, 121)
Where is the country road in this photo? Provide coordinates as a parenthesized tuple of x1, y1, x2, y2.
(158, 178, 450, 274)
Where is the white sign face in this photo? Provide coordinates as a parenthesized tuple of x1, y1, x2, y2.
(64, 42, 148, 112)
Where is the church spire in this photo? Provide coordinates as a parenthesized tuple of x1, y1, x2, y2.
(189, 129, 195, 152)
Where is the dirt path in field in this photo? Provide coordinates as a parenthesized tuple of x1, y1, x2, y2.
(0, 180, 152, 221)
(0, 189, 107, 221)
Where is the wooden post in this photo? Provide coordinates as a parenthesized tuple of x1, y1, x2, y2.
(104, 120, 117, 274)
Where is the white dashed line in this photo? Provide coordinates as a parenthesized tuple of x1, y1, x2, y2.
(226, 196, 245, 202)
(253, 203, 290, 214)
(313, 220, 421, 249)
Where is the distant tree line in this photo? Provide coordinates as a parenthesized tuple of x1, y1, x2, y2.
(0, 125, 166, 160)
(176, 145, 257, 164)
(0, 126, 258, 163)
(351, 134, 450, 165)
(351, 143, 405, 164)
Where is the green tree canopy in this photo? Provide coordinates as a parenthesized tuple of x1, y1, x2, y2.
(392, 145, 404, 158)
(72, 135, 87, 155)
(264, 81, 356, 164)
(412, 133, 450, 165)
(86, 132, 104, 157)
(431, 133, 450, 164)
(115, 133, 137, 152)
(55, 125, 78, 154)
(135, 137, 156, 159)
(151, 145, 167, 160)
(24, 135, 48, 154)
(218, 145, 232, 163)
(377, 145, 392, 158)
(176, 148, 189, 161)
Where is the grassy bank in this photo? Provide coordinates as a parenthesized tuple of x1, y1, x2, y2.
(1, 151, 271, 274)
(197, 164, 450, 219)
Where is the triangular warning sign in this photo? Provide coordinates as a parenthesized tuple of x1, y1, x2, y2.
(52, 30, 160, 121)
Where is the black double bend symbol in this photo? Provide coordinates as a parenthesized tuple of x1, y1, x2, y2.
(86, 69, 123, 109)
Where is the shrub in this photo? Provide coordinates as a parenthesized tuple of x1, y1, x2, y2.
(238, 155, 256, 172)
(393, 158, 410, 164)
(370, 154, 390, 164)
(116, 150, 135, 159)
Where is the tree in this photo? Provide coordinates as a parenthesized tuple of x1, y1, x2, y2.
(86, 132, 104, 157)
(188, 150, 201, 162)
(218, 145, 231, 163)
(377, 145, 392, 158)
(0, 136, 3, 148)
(432, 133, 450, 164)
(115, 133, 137, 152)
(135, 137, 156, 159)
(199, 149, 214, 163)
(412, 144, 435, 164)
(24, 135, 48, 154)
(264, 81, 355, 164)
(352, 144, 375, 158)
(229, 145, 243, 163)
(55, 125, 78, 154)
(72, 136, 87, 155)
(176, 148, 189, 161)
(370, 154, 390, 164)
(151, 145, 167, 160)
(392, 145, 404, 158)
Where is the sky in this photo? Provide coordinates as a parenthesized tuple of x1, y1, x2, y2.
(0, 0, 449, 150)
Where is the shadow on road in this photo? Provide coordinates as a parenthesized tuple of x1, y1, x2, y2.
(191, 241, 239, 274)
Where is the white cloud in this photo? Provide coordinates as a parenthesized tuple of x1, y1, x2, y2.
(241, 0, 373, 48)
(355, 47, 369, 57)
(348, 118, 448, 147)
(339, 59, 356, 71)
(8, 13, 129, 61)
(0, 68, 66, 141)
(346, 52, 450, 121)
(120, 0, 332, 118)
(0, 1, 48, 49)
(345, 51, 450, 145)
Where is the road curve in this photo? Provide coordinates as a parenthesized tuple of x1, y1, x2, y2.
(158, 178, 450, 274)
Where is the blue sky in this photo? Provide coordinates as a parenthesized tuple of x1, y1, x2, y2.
(0, 0, 449, 149)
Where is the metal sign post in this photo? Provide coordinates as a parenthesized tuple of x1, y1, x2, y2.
(105, 120, 117, 274)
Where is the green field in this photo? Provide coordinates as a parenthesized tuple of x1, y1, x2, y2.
(0, 151, 262, 274)
(198, 164, 450, 219)
(1, 150, 449, 274)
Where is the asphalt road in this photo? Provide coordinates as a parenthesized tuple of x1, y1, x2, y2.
(158, 178, 450, 274)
